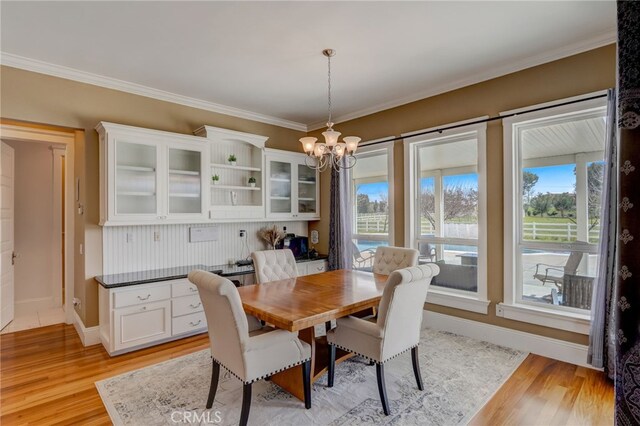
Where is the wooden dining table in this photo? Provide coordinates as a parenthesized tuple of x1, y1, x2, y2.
(236, 269, 389, 401)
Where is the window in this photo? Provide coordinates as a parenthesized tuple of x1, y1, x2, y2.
(404, 120, 488, 313)
(350, 141, 394, 270)
(502, 95, 606, 333)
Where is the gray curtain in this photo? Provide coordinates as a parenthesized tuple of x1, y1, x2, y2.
(587, 88, 617, 377)
(614, 2, 640, 425)
(328, 161, 353, 270)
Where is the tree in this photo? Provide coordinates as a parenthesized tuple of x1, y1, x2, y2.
(587, 162, 604, 230)
(420, 183, 477, 229)
(522, 171, 539, 203)
(356, 193, 371, 214)
(552, 192, 575, 218)
(530, 193, 552, 217)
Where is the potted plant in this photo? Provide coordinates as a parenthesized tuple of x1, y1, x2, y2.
(248, 176, 256, 187)
(212, 174, 220, 185)
(228, 154, 237, 166)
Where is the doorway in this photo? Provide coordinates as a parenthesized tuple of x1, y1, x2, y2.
(0, 141, 66, 333)
(0, 122, 76, 334)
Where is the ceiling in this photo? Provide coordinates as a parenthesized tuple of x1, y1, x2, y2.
(0, 1, 616, 131)
(522, 116, 606, 160)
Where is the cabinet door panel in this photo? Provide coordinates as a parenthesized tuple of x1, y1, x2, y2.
(114, 300, 171, 350)
(168, 146, 204, 217)
(114, 140, 161, 219)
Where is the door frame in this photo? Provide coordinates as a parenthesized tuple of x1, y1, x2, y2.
(0, 123, 77, 325)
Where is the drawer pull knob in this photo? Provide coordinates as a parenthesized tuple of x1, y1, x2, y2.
(189, 320, 202, 327)
(190, 302, 202, 309)
(137, 294, 151, 301)
(140, 306, 147, 311)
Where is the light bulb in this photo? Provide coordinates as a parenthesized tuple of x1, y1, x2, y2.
(343, 136, 361, 153)
(299, 137, 317, 154)
(322, 129, 341, 147)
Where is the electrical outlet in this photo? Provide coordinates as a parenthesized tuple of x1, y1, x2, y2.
(239, 230, 246, 237)
(496, 304, 504, 317)
(154, 231, 160, 242)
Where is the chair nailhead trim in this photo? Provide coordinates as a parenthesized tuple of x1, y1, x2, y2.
(328, 343, 417, 365)
(210, 355, 311, 384)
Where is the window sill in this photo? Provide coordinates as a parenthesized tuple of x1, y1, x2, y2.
(497, 302, 590, 335)
(426, 289, 490, 314)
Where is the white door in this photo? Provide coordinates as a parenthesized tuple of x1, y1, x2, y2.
(0, 142, 15, 330)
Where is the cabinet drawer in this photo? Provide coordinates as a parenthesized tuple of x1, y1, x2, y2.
(306, 260, 327, 275)
(173, 311, 207, 336)
(172, 295, 204, 317)
(114, 285, 171, 308)
(172, 280, 199, 298)
(114, 300, 171, 351)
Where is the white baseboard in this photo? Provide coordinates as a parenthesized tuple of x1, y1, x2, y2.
(73, 311, 101, 346)
(422, 311, 591, 368)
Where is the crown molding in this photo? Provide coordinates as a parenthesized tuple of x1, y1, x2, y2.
(307, 30, 617, 131)
(0, 52, 308, 132)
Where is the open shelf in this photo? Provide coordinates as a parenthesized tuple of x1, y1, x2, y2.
(119, 191, 156, 197)
(299, 197, 316, 201)
(270, 177, 290, 183)
(117, 165, 155, 172)
(270, 196, 291, 200)
(211, 163, 261, 172)
(298, 180, 316, 185)
(169, 193, 200, 198)
(169, 169, 200, 176)
(212, 184, 261, 191)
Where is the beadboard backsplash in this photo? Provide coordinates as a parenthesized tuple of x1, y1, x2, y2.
(102, 222, 308, 274)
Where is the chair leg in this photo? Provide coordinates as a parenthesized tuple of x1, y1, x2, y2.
(376, 363, 390, 416)
(206, 360, 220, 409)
(411, 347, 424, 391)
(325, 321, 332, 333)
(239, 383, 252, 426)
(328, 344, 336, 387)
(302, 360, 312, 409)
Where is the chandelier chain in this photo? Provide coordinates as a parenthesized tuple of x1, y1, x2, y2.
(327, 53, 332, 127)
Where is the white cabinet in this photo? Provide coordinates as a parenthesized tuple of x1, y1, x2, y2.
(97, 122, 208, 226)
(99, 278, 207, 356)
(194, 125, 268, 220)
(297, 259, 328, 276)
(265, 149, 320, 220)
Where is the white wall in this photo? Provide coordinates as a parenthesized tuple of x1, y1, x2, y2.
(102, 221, 308, 274)
(5, 140, 60, 313)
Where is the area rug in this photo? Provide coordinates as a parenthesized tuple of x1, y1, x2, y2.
(96, 329, 527, 425)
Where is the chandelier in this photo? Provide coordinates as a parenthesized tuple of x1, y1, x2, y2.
(300, 49, 360, 172)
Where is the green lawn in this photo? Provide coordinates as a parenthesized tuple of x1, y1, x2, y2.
(523, 216, 574, 224)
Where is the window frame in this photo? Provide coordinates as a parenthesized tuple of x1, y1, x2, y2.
(350, 139, 395, 247)
(403, 118, 489, 314)
(501, 93, 607, 334)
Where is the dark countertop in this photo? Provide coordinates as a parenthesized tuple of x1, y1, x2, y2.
(95, 255, 328, 289)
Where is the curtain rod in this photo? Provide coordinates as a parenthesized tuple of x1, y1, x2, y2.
(361, 93, 608, 147)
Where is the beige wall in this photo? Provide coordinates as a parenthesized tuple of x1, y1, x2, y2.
(0, 67, 306, 326)
(0, 44, 615, 340)
(309, 44, 616, 345)
(4, 140, 58, 311)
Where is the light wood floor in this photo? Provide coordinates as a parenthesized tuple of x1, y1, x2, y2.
(1, 324, 613, 425)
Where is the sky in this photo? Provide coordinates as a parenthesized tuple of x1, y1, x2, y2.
(356, 166, 576, 203)
(524, 164, 575, 194)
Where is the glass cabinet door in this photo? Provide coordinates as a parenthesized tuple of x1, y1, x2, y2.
(115, 141, 158, 215)
(168, 147, 202, 215)
(269, 160, 292, 214)
(297, 164, 317, 215)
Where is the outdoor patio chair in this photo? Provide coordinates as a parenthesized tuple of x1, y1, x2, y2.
(533, 247, 584, 290)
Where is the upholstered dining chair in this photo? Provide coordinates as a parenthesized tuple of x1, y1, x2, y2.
(188, 270, 312, 426)
(372, 246, 420, 275)
(326, 264, 439, 416)
(252, 249, 298, 284)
